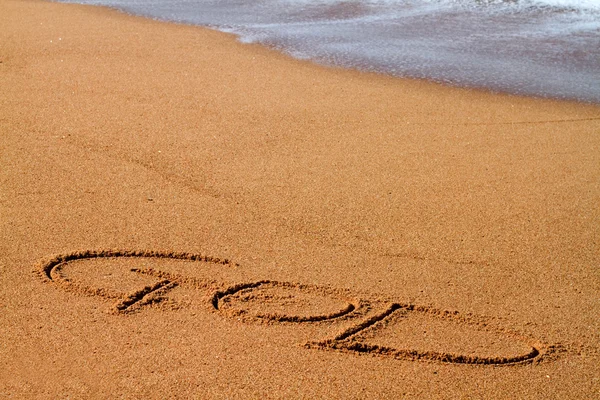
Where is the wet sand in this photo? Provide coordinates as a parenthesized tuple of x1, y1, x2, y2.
(1, 0, 599, 398)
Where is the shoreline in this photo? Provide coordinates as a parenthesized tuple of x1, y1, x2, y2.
(17, 0, 600, 106)
(1, 0, 599, 398)
(53, 0, 600, 105)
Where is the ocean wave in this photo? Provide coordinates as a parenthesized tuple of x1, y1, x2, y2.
(58, 0, 600, 102)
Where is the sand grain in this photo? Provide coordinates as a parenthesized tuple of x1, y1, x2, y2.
(1, 0, 599, 398)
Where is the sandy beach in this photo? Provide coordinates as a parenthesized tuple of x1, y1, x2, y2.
(1, 0, 599, 397)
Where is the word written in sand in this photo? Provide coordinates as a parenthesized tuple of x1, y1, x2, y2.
(37, 249, 554, 366)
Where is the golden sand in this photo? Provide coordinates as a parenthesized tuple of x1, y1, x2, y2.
(1, 0, 599, 397)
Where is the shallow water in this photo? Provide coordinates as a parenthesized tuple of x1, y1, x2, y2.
(60, 0, 600, 102)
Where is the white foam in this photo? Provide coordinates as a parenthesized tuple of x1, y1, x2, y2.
(531, 0, 600, 10)
(419, 0, 600, 13)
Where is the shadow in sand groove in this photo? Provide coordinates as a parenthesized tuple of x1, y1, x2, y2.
(36, 249, 553, 366)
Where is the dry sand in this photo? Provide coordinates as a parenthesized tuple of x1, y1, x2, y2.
(1, 0, 600, 397)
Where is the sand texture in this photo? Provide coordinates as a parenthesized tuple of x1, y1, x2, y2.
(1, 0, 600, 398)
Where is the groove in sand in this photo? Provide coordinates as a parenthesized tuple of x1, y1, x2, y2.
(36, 249, 551, 366)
